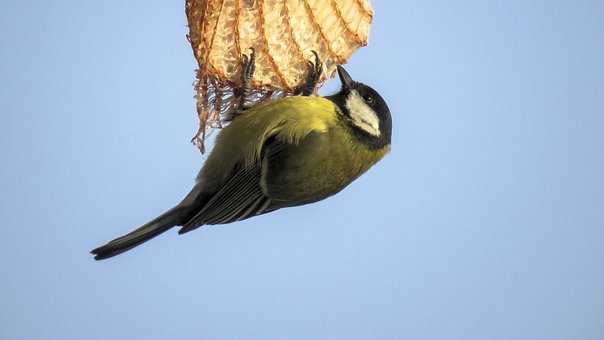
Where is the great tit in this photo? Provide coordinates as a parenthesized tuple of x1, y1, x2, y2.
(91, 63, 392, 260)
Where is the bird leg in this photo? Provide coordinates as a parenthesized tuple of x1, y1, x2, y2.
(237, 48, 256, 110)
(296, 50, 323, 96)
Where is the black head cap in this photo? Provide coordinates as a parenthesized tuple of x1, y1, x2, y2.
(327, 66, 392, 149)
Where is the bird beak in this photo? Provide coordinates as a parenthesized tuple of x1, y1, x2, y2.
(337, 65, 354, 90)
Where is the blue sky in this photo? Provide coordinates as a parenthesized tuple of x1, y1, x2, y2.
(1, 1, 603, 339)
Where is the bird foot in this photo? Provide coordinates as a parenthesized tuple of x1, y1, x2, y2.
(237, 48, 256, 110)
(297, 50, 323, 96)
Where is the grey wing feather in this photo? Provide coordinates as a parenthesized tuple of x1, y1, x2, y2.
(177, 137, 297, 234)
(178, 162, 270, 233)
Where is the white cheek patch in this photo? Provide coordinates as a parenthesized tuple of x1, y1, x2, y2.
(345, 90, 381, 137)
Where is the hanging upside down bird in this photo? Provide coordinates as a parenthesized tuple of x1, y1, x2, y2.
(91, 51, 392, 260)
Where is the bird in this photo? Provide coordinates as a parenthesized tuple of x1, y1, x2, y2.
(91, 60, 392, 260)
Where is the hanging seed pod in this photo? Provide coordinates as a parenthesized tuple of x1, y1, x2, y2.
(186, 0, 374, 152)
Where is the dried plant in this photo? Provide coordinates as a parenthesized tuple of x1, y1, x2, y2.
(186, 0, 373, 152)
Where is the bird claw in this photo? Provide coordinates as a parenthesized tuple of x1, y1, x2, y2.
(237, 48, 256, 110)
(242, 48, 256, 85)
(298, 50, 323, 96)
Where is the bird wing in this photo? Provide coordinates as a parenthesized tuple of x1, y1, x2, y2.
(178, 160, 271, 233)
(179, 97, 340, 233)
(177, 139, 289, 234)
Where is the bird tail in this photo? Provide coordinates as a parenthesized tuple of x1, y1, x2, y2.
(90, 206, 184, 260)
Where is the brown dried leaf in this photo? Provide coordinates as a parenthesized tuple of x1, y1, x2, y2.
(186, 0, 373, 152)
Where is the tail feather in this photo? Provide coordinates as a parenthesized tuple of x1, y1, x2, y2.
(91, 207, 183, 260)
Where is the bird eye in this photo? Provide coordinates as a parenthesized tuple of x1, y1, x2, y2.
(365, 96, 374, 104)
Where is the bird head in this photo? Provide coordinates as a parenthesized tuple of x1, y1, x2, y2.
(328, 65, 392, 149)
